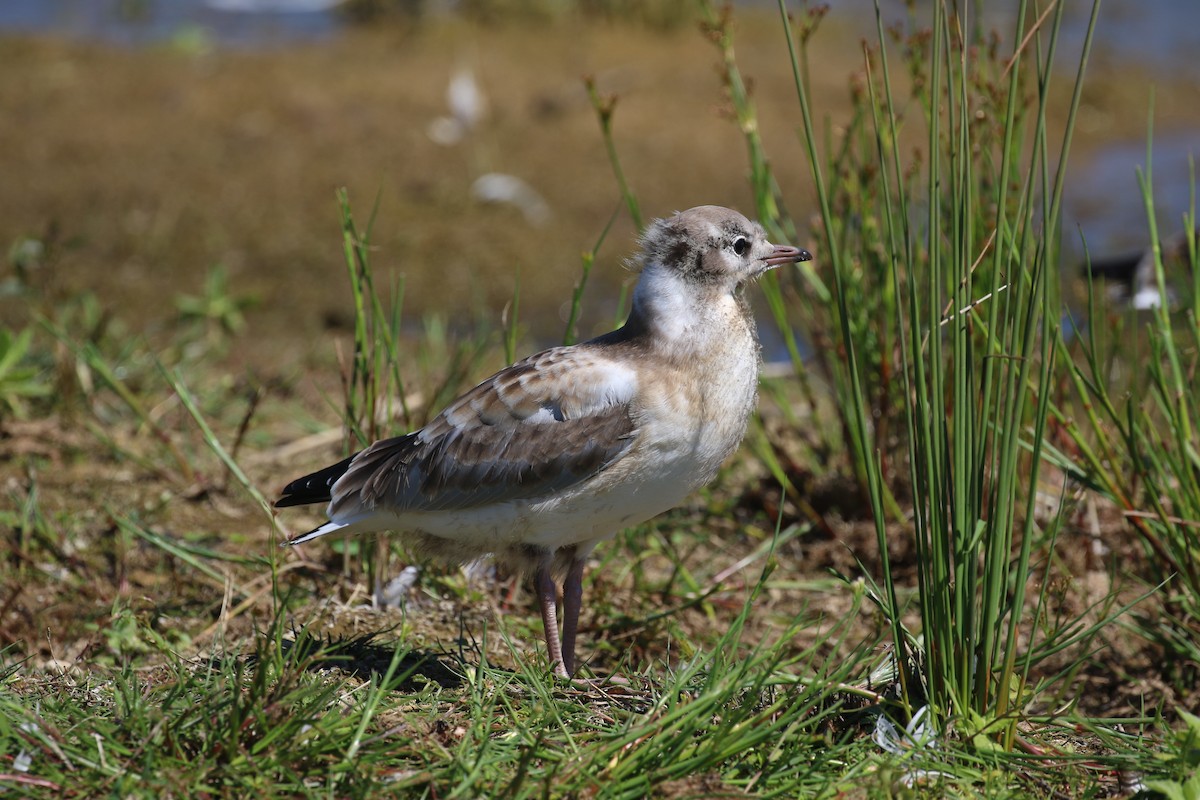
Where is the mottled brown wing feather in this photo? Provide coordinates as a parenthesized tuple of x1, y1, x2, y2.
(329, 347, 638, 516)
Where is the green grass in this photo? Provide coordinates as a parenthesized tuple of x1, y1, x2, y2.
(2, 1, 1199, 798)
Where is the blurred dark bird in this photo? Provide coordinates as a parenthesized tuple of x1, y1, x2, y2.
(275, 205, 812, 677)
(1081, 228, 1196, 310)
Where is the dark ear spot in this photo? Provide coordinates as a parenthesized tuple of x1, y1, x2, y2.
(666, 237, 693, 272)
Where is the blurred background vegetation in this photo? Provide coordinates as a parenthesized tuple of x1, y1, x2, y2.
(2, 0, 1198, 357)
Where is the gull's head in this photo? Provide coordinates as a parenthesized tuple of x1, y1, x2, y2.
(627, 206, 813, 344)
(636, 205, 812, 291)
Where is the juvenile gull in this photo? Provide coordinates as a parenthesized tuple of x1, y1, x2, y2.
(275, 205, 812, 677)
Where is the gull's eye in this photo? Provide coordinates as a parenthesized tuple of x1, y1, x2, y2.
(732, 237, 749, 256)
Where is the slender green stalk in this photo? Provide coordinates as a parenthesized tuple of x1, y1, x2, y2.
(564, 204, 621, 346)
(585, 77, 642, 232)
(858, 3, 918, 712)
(503, 274, 520, 365)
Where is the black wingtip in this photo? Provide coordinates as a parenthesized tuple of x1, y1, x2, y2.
(274, 453, 356, 509)
(1081, 251, 1140, 283)
(273, 492, 320, 509)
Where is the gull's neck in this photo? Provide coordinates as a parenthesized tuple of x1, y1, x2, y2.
(600, 261, 755, 356)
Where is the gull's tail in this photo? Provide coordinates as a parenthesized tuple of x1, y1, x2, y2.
(274, 454, 356, 509)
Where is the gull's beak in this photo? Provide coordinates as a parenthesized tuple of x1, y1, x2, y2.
(761, 244, 813, 268)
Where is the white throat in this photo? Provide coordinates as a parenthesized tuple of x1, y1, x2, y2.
(629, 263, 728, 344)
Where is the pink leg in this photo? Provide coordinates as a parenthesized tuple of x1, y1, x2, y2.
(536, 563, 568, 678)
(561, 556, 586, 677)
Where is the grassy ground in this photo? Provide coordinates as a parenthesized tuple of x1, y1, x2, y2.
(3, 4, 1200, 798)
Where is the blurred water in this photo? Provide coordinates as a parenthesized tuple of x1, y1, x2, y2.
(7, 0, 1200, 67)
(1064, 132, 1197, 257)
(0, 0, 340, 47)
(842, 0, 1200, 78)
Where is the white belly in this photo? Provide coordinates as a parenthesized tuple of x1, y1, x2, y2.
(378, 365, 754, 560)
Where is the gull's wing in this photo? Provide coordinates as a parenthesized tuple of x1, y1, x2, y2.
(306, 345, 639, 528)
